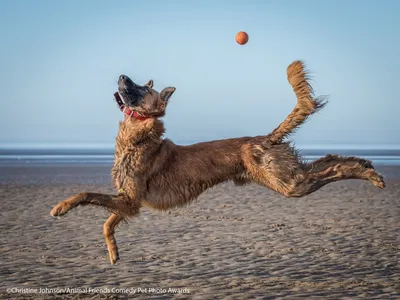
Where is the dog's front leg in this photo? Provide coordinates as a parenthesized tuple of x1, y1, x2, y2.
(50, 192, 127, 217)
(103, 213, 124, 264)
(51, 193, 137, 265)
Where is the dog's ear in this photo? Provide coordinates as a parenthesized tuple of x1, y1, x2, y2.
(144, 80, 153, 88)
(160, 87, 176, 102)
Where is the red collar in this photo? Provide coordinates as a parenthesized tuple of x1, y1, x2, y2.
(113, 92, 151, 121)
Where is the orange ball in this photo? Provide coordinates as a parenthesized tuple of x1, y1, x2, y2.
(236, 31, 249, 45)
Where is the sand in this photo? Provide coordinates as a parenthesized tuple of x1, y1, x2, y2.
(0, 164, 399, 299)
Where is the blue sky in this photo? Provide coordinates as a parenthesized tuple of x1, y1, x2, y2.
(0, 0, 399, 148)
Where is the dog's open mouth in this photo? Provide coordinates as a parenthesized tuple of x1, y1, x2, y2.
(116, 91, 134, 108)
(114, 92, 150, 120)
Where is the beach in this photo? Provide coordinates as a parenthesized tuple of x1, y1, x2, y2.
(0, 163, 399, 299)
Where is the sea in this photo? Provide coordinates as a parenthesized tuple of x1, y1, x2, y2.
(1, 144, 400, 166)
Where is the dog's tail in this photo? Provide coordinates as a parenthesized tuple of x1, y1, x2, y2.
(266, 61, 327, 145)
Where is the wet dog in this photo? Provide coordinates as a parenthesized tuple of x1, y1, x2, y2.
(50, 61, 385, 264)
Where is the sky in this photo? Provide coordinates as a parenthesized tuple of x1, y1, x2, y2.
(0, 0, 399, 148)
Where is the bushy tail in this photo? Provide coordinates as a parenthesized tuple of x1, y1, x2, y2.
(267, 61, 327, 145)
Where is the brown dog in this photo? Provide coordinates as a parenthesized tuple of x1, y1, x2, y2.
(50, 61, 385, 264)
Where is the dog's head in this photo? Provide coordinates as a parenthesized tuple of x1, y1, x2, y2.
(117, 74, 175, 118)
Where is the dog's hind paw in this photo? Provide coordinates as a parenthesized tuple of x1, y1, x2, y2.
(50, 201, 72, 217)
(366, 170, 386, 189)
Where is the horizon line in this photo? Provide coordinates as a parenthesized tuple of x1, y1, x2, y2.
(1, 142, 400, 150)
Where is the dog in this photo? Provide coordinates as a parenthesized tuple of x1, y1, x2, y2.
(50, 61, 385, 265)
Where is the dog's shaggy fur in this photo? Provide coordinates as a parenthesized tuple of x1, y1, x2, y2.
(50, 61, 385, 264)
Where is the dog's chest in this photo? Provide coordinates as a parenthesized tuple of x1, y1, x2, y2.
(112, 147, 145, 190)
(111, 120, 163, 193)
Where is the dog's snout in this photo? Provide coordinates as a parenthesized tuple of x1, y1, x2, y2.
(119, 75, 135, 88)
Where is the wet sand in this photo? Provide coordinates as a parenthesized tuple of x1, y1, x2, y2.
(0, 164, 399, 299)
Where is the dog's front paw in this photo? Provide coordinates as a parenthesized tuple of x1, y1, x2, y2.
(50, 201, 72, 217)
(109, 249, 120, 265)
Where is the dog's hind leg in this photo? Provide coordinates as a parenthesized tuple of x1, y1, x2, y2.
(103, 213, 124, 264)
(244, 144, 385, 198)
(50, 192, 138, 217)
(306, 154, 385, 188)
(283, 155, 385, 197)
